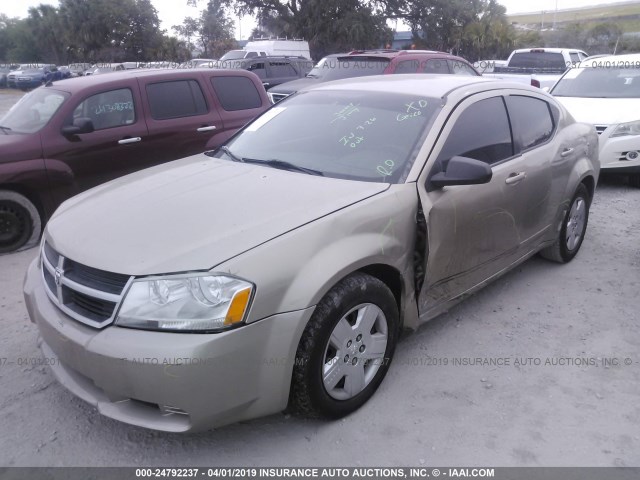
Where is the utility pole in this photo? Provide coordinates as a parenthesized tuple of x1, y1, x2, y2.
(553, 0, 558, 30)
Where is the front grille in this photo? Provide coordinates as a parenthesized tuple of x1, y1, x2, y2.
(41, 242, 132, 328)
(595, 125, 608, 135)
(64, 258, 129, 295)
(62, 286, 117, 322)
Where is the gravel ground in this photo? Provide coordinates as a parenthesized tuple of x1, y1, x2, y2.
(0, 89, 639, 467)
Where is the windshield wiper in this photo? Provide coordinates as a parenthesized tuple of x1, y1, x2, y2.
(218, 145, 243, 162)
(0, 125, 12, 134)
(217, 146, 324, 176)
(240, 158, 324, 176)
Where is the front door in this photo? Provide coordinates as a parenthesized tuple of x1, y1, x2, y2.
(416, 93, 549, 316)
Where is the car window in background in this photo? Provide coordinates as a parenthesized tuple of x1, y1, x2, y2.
(211, 76, 263, 111)
(72, 88, 135, 130)
(0, 89, 69, 134)
(269, 62, 297, 77)
(552, 66, 640, 98)
(248, 62, 267, 79)
(449, 60, 479, 76)
(146, 80, 208, 120)
(509, 52, 566, 70)
(394, 60, 420, 74)
(507, 96, 555, 151)
(211, 90, 440, 183)
(437, 96, 513, 165)
(423, 59, 450, 74)
(307, 58, 390, 81)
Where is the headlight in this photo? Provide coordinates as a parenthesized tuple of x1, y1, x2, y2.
(116, 274, 254, 332)
(611, 120, 640, 137)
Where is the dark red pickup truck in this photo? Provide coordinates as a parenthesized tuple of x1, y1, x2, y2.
(0, 68, 270, 253)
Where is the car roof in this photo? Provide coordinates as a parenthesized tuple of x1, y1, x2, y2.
(42, 68, 257, 93)
(305, 74, 541, 99)
(580, 52, 640, 64)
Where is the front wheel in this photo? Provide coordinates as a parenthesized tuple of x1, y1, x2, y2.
(540, 183, 590, 263)
(0, 191, 41, 254)
(289, 273, 399, 419)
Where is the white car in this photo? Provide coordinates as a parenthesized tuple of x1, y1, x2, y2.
(551, 53, 640, 187)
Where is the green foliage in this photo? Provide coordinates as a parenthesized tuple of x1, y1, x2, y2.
(384, 0, 515, 61)
(0, 0, 189, 63)
(172, 0, 236, 57)
(225, 0, 391, 59)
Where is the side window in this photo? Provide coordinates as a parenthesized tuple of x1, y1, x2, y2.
(449, 60, 478, 76)
(146, 80, 208, 120)
(394, 60, 420, 74)
(569, 52, 580, 66)
(507, 95, 555, 151)
(269, 62, 297, 77)
(72, 88, 135, 130)
(423, 59, 450, 74)
(437, 97, 513, 165)
(248, 62, 266, 79)
(211, 76, 262, 111)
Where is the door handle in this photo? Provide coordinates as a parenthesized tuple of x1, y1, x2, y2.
(561, 148, 574, 157)
(505, 172, 526, 185)
(197, 126, 217, 132)
(118, 137, 141, 145)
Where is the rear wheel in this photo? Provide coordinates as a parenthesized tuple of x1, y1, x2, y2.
(540, 183, 590, 263)
(289, 273, 399, 419)
(0, 191, 41, 254)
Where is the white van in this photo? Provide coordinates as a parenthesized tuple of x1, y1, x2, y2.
(219, 39, 311, 61)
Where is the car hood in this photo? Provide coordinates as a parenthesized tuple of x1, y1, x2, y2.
(268, 76, 320, 94)
(555, 97, 640, 125)
(47, 154, 389, 276)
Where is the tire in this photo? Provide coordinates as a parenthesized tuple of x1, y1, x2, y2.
(289, 272, 399, 419)
(629, 175, 640, 189)
(0, 191, 41, 254)
(540, 183, 590, 263)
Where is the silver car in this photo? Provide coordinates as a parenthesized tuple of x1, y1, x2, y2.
(23, 75, 599, 432)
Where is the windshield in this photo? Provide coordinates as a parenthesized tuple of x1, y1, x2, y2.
(552, 66, 640, 98)
(308, 57, 390, 81)
(0, 88, 69, 134)
(22, 69, 44, 75)
(220, 50, 247, 61)
(209, 90, 439, 183)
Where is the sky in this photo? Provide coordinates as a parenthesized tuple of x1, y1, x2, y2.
(0, 0, 632, 40)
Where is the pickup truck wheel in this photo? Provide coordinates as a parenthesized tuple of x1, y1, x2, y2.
(0, 191, 41, 254)
(540, 183, 590, 263)
(289, 273, 399, 419)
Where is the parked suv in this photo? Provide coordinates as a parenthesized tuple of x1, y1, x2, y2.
(0, 68, 270, 253)
(267, 49, 479, 102)
(215, 56, 313, 90)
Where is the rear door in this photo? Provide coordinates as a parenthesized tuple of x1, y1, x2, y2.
(43, 80, 150, 205)
(139, 74, 223, 163)
(264, 60, 300, 89)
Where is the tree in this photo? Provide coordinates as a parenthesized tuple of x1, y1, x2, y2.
(383, 0, 515, 60)
(224, 0, 391, 59)
(26, 5, 65, 63)
(173, 0, 235, 57)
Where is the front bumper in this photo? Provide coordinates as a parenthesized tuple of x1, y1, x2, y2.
(23, 259, 313, 432)
(599, 131, 640, 174)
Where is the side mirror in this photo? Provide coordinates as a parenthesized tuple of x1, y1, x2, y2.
(62, 117, 95, 136)
(429, 156, 493, 189)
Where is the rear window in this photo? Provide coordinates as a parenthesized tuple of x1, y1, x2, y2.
(211, 76, 263, 111)
(309, 58, 390, 82)
(146, 80, 208, 120)
(509, 52, 566, 70)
